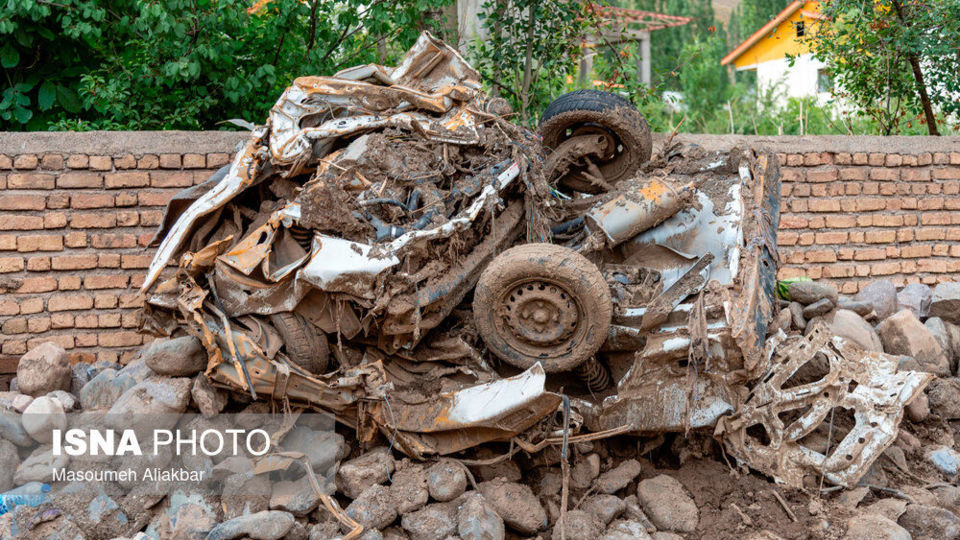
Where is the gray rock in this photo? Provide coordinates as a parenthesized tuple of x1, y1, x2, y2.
(0, 392, 33, 413)
(602, 520, 652, 540)
(166, 496, 220, 540)
(206, 510, 295, 540)
(838, 297, 873, 317)
(471, 453, 522, 483)
(927, 317, 956, 372)
(478, 478, 548, 534)
(930, 282, 960, 324)
(80, 361, 152, 411)
(551, 509, 604, 540)
(14, 445, 69, 484)
(457, 492, 505, 540)
(401, 501, 458, 540)
(570, 453, 601, 490)
(281, 425, 344, 476)
(898, 504, 960, 539)
(46, 390, 77, 411)
(222, 473, 271, 520)
(106, 377, 192, 433)
(905, 392, 929, 423)
(381, 526, 410, 540)
(863, 498, 908, 522)
(582, 494, 625, 525)
(21, 395, 66, 444)
(823, 309, 883, 352)
(143, 335, 207, 377)
(70, 362, 92, 397)
(898, 283, 933, 319)
(191, 375, 228, 418)
(948, 322, 960, 372)
(17, 342, 71, 397)
(389, 464, 429, 515)
(337, 447, 395, 499)
(927, 378, 960, 419)
(636, 475, 698, 533)
(878, 310, 950, 375)
(771, 308, 792, 335)
(595, 459, 642, 494)
(0, 408, 32, 446)
(427, 461, 467, 502)
(345, 484, 398, 531)
(270, 475, 323, 516)
(844, 514, 911, 540)
(802, 298, 835, 318)
(933, 485, 960, 514)
(52, 482, 132, 539)
(0, 439, 19, 491)
(926, 445, 960, 477)
(788, 281, 838, 306)
(855, 280, 898, 321)
(788, 302, 806, 330)
(212, 457, 253, 482)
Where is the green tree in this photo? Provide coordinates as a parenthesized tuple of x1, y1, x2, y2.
(0, 0, 453, 130)
(678, 33, 731, 130)
(803, 0, 960, 135)
(471, 0, 589, 124)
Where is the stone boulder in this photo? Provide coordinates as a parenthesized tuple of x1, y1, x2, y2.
(105, 377, 192, 433)
(930, 282, 960, 324)
(16, 342, 71, 397)
(855, 280, 898, 321)
(143, 335, 207, 377)
(636, 475, 698, 533)
(457, 492, 505, 540)
(478, 478, 548, 534)
(843, 513, 910, 540)
(877, 310, 950, 375)
(788, 281, 838, 305)
(926, 317, 957, 373)
(927, 377, 960, 419)
(823, 309, 882, 352)
(897, 283, 933, 319)
(21, 395, 66, 444)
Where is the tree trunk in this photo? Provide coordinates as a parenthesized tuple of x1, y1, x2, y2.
(890, 0, 940, 135)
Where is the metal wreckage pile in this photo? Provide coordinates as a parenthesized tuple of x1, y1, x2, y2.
(140, 32, 930, 491)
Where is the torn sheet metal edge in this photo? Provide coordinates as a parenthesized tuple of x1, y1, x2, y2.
(300, 236, 400, 297)
(715, 323, 933, 488)
(142, 135, 266, 293)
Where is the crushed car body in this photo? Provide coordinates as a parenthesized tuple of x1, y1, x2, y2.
(140, 31, 929, 489)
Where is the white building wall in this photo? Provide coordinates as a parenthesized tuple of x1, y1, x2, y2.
(753, 53, 831, 108)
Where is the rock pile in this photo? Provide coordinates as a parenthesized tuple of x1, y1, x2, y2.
(1, 277, 960, 539)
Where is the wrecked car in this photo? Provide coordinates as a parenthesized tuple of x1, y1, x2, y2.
(140, 32, 929, 489)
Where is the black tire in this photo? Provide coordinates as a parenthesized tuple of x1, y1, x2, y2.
(539, 90, 652, 193)
(269, 312, 330, 375)
(473, 243, 611, 373)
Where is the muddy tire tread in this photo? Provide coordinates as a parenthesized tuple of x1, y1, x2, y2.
(269, 311, 330, 374)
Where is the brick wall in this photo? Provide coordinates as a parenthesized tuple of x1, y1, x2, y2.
(0, 132, 958, 364)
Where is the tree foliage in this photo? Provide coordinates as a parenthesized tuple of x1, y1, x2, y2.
(802, 0, 960, 134)
(0, 0, 453, 130)
(471, 0, 590, 124)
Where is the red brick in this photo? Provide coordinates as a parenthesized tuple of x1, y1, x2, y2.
(854, 248, 886, 261)
(921, 212, 953, 225)
(869, 168, 898, 181)
(48, 294, 93, 312)
(917, 153, 933, 166)
(806, 250, 837, 263)
(781, 216, 809, 230)
(871, 262, 900, 275)
(46, 193, 68, 209)
(861, 182, 879, 195)
(90, 234, 137, 249)
(884, 154, 902, 167)
(803, 153, 821, 166)
(70, 193, 114, 209)
(865, 230, 896, 243)
(51, 313, 74, 329)
(99, 331, 141, 347)
(44, 212, 67, 229)
(138, 191, 175, 206)
(16, 235, 63, 252)
(901, 245, 933, 258)
(27, 317, 51, 333)
(84, 275, 130, 289)
(13, 155, 38, 169)
(66, 154, 89, 169)
(120, 254, 152, 269)
(57, 172, 103, 188)
(868, 153, 885, 166)
(901, 168, 930, 181)
(808, 199, 841, 212)
(19, 297, 43, 314)
(99, 313, 122, 328)
(8, 173, 54, 189)
(0, 194, 45, 211)
(0, 299, 18, 316)
(137, 155, 159, 169)
(113, 154, 136, 169)
(918, 259, 948, 273)
(159, 154, 181, 168)
(15, 276, 57, 293)
(94, 294, 118, 309)
(149, 171, 193, 187)
(69, 213, 117, 228)
(778, 232, 799, 246)
(58, 275, 81, 290)
(98, 254, 121, 268)
(934, 153, 950, 164)
(815, 231, 847, 244)
(806, 167, 838, 182)
(932, 167, 960, 180)
(51, 254, 98, 270)
(1, 216, 44, 231)
(105, 172, 149, 189)
(75, 314, 97, 329)
(115, 193, 137, 207)
(2, 318, 26, 334)
(0, 155, 10, 169)
(183, 154, 205, 168)
(798, 232, 815, 246)
(920, 198, 944, 211)
(117, 211, 139, 227)
(785, 154, 803, 166)
(89, 155, 112, 170)
(40, 154, 63, 170)
(873, 215, 904, 227)
(140, 210, 162, 227)
(852, 153, 868, 165)
(0, 235, 14, 251)
(207, 153, 230, 168)
(857, 198, 885, 212)
(64, 232, 87, 248)
(27, 335, 73, 350)
(26, 256, 50, 271)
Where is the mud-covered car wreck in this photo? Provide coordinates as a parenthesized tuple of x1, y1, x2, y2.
(140, 32, 930, 491)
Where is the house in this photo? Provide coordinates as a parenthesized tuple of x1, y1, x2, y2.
(722, 1, 832, 106)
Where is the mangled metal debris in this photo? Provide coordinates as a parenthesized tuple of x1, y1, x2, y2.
(141, 31, 928, 489)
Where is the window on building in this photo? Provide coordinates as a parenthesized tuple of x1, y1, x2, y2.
(817, 69, 833, 93)
(794, 21, 805, 37)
